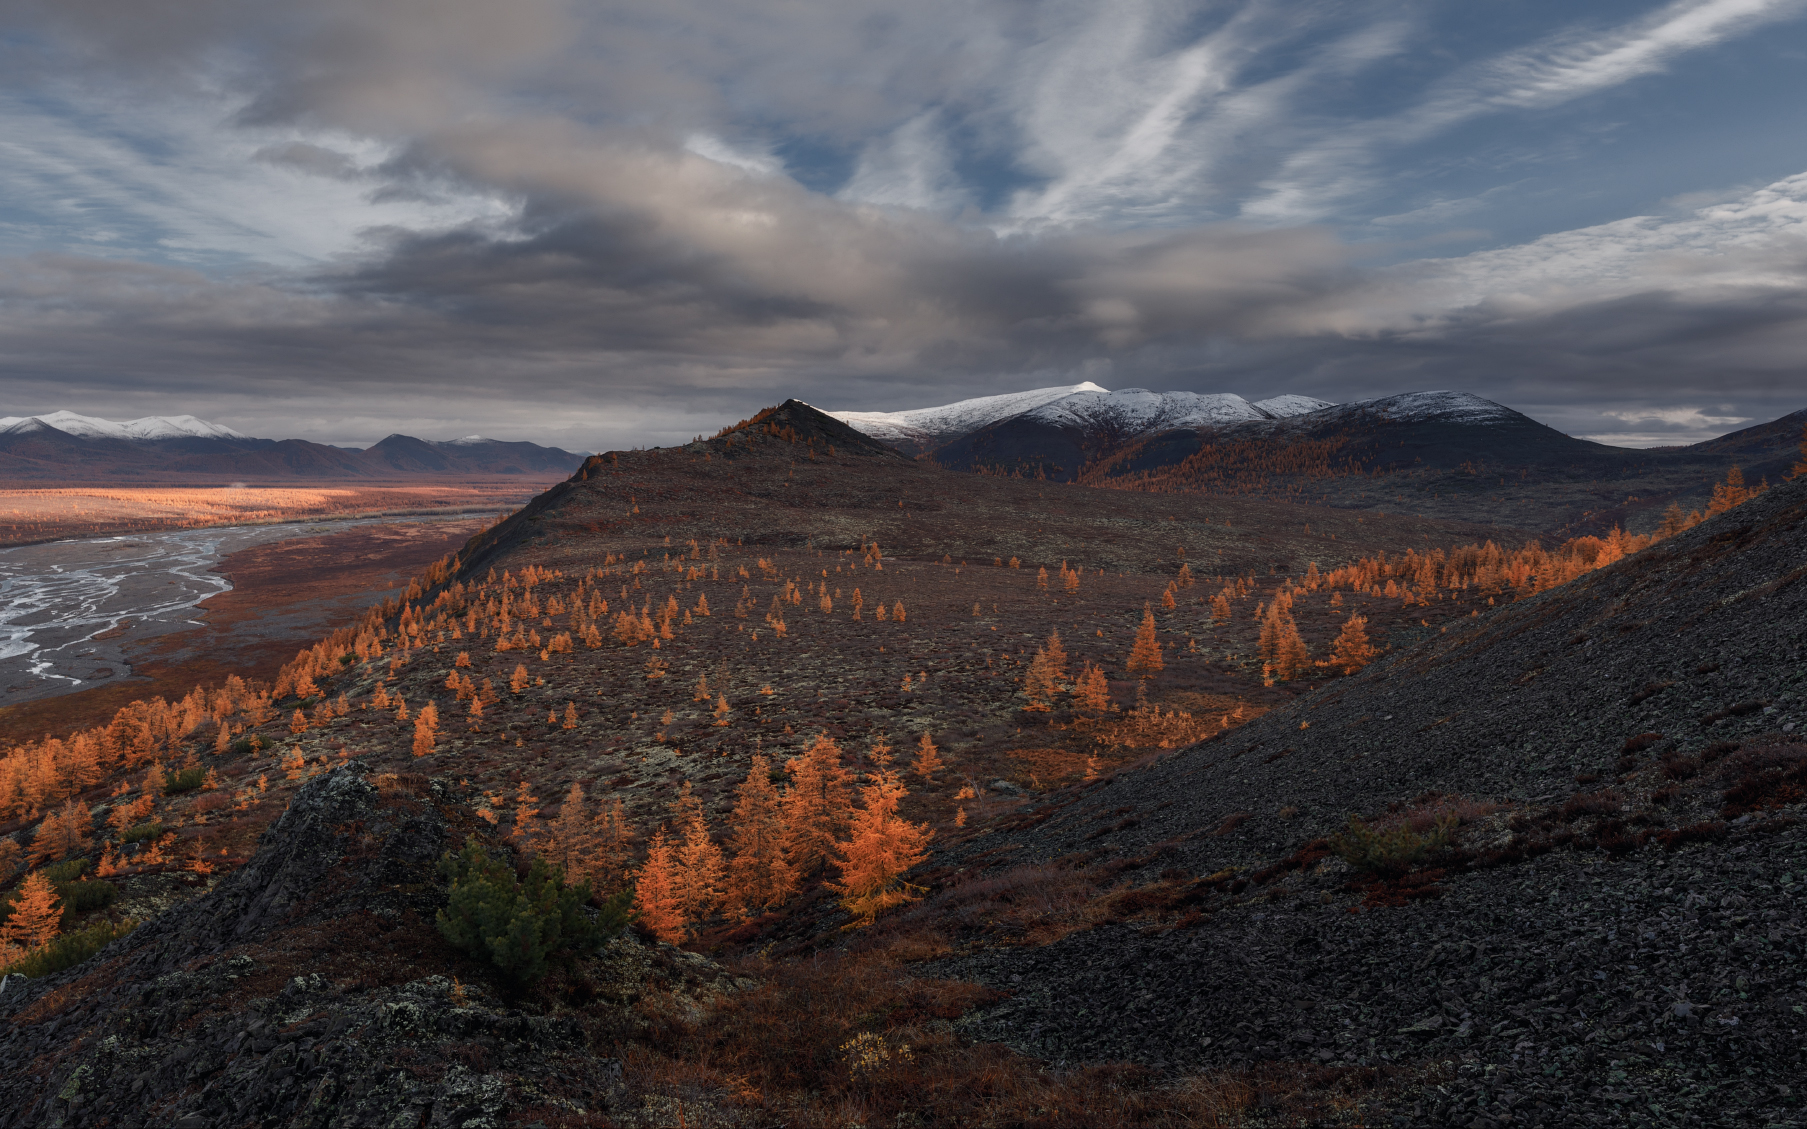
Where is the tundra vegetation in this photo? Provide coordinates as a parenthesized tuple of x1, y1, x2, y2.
(0, 402, 1791, 1126)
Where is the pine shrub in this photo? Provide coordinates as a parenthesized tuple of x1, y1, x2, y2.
(435, 837, 629, 982)
(162, 766, 208, 795)
(0, 918, 136, 978)
(121, 822, 163, 844)
(30, 860, 119, 922)
(1329, 815, 1455, 879)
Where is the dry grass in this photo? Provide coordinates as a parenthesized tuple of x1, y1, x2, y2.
(590, 942, 1396, 1126)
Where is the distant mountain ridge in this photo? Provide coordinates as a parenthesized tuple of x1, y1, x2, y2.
(0, 411, 250, 441)
(831, 384, 1807, 536)
(826, 383, 1331, 456)
(0, 412, 588, 481)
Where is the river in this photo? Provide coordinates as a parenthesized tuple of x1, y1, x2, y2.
(0, 520, 411, 708)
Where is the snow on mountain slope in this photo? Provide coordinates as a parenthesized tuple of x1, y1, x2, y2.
(831, 384, 1346, 451)
(1252, 394, 1335, 418)
(0, 411, 249, 440)
(1023, 388, 1273, 433)
(1300, 391, 1516, 428)
(827, 382, 1109, 448)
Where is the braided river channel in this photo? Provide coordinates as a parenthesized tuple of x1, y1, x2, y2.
(0, 521, 392, 708)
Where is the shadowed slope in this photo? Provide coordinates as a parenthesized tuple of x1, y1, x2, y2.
(919, 473, 1807, 1123)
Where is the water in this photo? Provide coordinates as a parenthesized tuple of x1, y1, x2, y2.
(0, 521, 385, 707)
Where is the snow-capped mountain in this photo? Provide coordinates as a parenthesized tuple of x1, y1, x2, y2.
(1021, 388, 1332, 434)
(826, 382, 1109, 451)
(0, 411, 249, 441)
(1315, 391, 1517, 427)
(828, 383, 1334, 454)
(1252, 394, 1339, 418)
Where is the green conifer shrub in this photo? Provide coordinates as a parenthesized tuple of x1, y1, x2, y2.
(1329, 815, 1455, 879)
(435, 837, 630, 982)
(162, 766, 208, 795)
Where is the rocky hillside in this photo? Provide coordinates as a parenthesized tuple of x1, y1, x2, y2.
(0, 765, 738, 1128)
(913, 469, 1807, 1125)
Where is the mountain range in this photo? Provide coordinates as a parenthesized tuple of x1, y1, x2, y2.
(833, 386, 1807, 537)
(827, 382, 1333, 455)
(0, 412, 587, 480)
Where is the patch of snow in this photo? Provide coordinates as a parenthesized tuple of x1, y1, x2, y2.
(120, 414, 249, 441)
(1252, 394, 1335, 419)
(1320, 391, 1515, 426)
(0, 411, 249, 440)
(444, 435, 492, 445)
(0, 417, 61, 437)
(1024, 389, 1271, 432)
(828, 382, 1109, 446)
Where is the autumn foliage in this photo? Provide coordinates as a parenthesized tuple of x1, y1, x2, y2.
(831, 771, 933, 924)
(0, 871, 62, 954)
(1125, 606, 1163, 678)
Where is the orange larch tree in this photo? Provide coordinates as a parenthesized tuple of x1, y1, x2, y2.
(0, 870, 62, 953)
(1329, 613, 1377, 675)
(29, 799, 91, 865)
(1072, 662, 1113, 718)
(780, 734, 854, 876)
(1272, 618, 1309, 681)
(541, 783, 598, 886)
(911, 732, 945, 780)
(669, 782, 725, 928)
(411, 702, 439, 758)
(1020, 648, 1056, 711)
(724, 754, 797, 919)
(831, 771, 934, 924)
(634, 830, 687, 943)
(1126, 605, 1163, 678)
(1043, 630, 1067, 685)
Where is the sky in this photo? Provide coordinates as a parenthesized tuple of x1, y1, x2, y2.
(1, 0, 1805, 451)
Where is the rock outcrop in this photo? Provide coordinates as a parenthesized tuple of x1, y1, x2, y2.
(0, 766, 635, 1128)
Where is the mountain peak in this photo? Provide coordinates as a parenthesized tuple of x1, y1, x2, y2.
(826, 382, 1110, 453)
(0, 410, 249, 440)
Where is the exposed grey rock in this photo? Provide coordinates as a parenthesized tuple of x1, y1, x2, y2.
(0, 764, 634, 1128)
(926, 474, 1807, 1126)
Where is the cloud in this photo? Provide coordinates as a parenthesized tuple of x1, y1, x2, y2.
(1573, 405, 1756, 447)
(0, 0, 1805, 449)
(1243, 0, 1807, 223)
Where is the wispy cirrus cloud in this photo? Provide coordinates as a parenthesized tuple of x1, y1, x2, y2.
(1244, 0, 1807, 224)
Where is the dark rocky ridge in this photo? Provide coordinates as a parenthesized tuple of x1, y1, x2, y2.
(0, 426, 585, 482)
(922, 473, 1807, 1124)
(0, 766, 726, 1128)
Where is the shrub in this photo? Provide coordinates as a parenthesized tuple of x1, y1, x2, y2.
(435, 837, 630, 982)
(121, 822, 163, 844)
(0, 918, 137, 978)
(1654, 822, 1727, 851)
(6, 859, 120, 926)
(162, 767, 208, 795)
(60, 879, 118, 918)
(1559, 789, 1622, 821)
(229, 734, 266, 756)
(1661, 756, 1701, 780)
(39, 858, 87, 884)
(1330, 815, 1455, 879)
